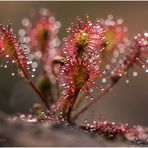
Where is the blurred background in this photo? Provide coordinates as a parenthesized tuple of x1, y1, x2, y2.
(0, 1, 148, 126)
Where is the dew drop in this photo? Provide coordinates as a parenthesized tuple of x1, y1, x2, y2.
(4, 65, 7, 68)
(100, 87, 104, 91)
(22, 18, 30, 27)
(102, 70, 106, 74)
(102, 78, 107, 83)
(18, 29, 26, 37)
(62, 83, 66, 86)
(126, 79, 129, 83)
(86, 123, 90, 127)
(144, 32, 148, 37)
(12, 60, 15, 63)
(90, 97, 94, 101)
(27, 61, 32, 65)
(106, 64, 110, 70)
(133, 71, 138, 77)
(117, 18, 123, 25)
(142, 65, 146, 69)
(93, 120, 97, 124)
(145, 69, 148, 73)
(85, 95, 89, 99)
(32, 68, 36, 72)
(11, 73, 15, 76)
(31, 75, 35, 78)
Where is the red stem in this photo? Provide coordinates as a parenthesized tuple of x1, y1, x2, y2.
(17, 60, 50, 110)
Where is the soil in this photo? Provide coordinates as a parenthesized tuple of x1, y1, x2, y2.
(0, 111, 138, 146)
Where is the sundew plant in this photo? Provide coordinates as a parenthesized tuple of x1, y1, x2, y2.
(1, 7, 148, 145)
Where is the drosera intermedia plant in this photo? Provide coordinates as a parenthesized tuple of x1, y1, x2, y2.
(20, 8, 62, 104)
(0, 20, 50, 110)
(51, 15, 105, 120)
(73, 32, 148, 121)
(1, 8, 148, 145)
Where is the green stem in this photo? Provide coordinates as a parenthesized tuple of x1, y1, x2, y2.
(67, 89, 80, 122)
(72, 83, 114, 121)
(51, 62, 60, 98)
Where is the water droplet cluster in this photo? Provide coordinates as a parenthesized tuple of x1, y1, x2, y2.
(20, 8, 61, 63)
(53, 15, 105, 113)
(19, 8, 62, 80)
(110, 32, 148, 83)
(83, 119, 148, 145)
(0, 21, 33, 75)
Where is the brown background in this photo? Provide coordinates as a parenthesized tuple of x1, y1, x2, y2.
(0, 1, 148, 126)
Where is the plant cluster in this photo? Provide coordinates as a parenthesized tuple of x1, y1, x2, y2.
(0, 8, 148, 144)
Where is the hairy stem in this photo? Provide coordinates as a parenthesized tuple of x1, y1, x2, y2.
(67, 89, 80, 121)
(73, 45, 143, 121)
(72, 82, 115, 121)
